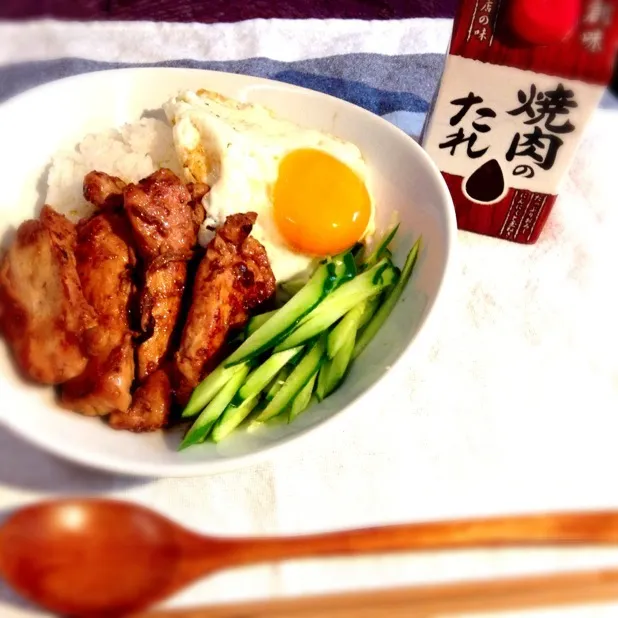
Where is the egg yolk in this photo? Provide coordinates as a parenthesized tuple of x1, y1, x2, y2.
(273, 148, 371, 256)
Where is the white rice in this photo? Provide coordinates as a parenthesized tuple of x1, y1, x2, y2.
(45, 118, 183, 221)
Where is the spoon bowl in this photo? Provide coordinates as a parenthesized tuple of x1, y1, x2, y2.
(0, 500, 197, 616)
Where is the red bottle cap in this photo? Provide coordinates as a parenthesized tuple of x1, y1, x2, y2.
(508, 0, 582, 45)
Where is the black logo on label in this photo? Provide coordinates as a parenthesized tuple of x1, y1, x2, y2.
(464, 159, 505, 203)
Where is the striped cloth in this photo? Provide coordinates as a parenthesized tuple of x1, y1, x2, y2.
(1, 19, 618, 618)
(1, 20, 617, 113)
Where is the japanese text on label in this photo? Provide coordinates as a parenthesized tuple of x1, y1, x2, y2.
(438, 82, 578, 179)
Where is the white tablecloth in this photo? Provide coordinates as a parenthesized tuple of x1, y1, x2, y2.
(1, 17, 618, 618)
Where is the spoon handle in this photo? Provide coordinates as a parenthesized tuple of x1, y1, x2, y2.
(226, 511, 618, 565)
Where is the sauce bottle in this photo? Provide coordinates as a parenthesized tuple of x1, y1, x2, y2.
(421, 0, 618, 243)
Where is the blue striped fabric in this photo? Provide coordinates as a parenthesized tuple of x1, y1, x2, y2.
(1, 55, 616, 122)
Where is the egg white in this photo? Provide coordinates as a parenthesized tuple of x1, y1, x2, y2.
(163, 89, 375, 283)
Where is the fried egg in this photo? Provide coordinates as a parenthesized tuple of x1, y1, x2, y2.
(163, 90, 375, 282)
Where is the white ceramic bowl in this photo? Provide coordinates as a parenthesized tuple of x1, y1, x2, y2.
(0, 68, 456, 477)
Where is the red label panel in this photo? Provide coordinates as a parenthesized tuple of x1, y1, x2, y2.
(449, 0, 618, 85)
(444, 171, 557, 243)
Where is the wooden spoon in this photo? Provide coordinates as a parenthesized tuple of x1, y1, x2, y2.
(2, 499, 618, 617)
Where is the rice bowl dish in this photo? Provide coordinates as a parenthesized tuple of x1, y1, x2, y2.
(0, 68, 455, 476)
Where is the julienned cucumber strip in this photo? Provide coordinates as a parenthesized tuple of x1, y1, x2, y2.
(327, 303, 365, 359)
(274, 259, 398, 352)
(338, 251, 358, 284)
(362, 223, 399, 269)
(322, 327, 356, 397)
(245, 310, 277, 337)
(238, 346, 303, 401)
(358, 294, 383, 330)
(305, 259, 393, 326)
(223, 252, 352, 367)
(244, 399, 267, 426)
(289, 371, 318, 421)
(211, 395, 260, 443)
(353, 236, 422, 360)
(179, 363, 251, 450)
(265, 364, 293, 401)
(182, 362, 247, 418)
(253, 337, 326, 423)
(315, 356, 329, 402)
(280, 277, 306, 298)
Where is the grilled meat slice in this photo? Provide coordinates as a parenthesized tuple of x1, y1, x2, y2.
(83, 171, 126, 210)
(124, 169, 204, 382)
(188, 183, 208, 232)
(61, 212, 136, 415)
(173, 212, 276, 404)
(123, 168, 196, 260)
(0, 206, 96, 384)
(187, 182, 209, 203)
(74, 212, 136, 352)
(109, 368, 171, 432)
(137, 257, 187, 380)
(61, 333, 135, 416)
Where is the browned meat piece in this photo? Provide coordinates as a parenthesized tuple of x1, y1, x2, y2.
(173, 212, 276, 404)
(83, 171, 126, 210)
(191, 197, 206, 232)
(61, 212, 136, 415)
(187, 182, 209, 203)
(75, 212, 136, 351)
(61, 333, 135, 416)
(109, 368, 171, 432)
(123, 168, 204, 384)
(193, 204, 206, 232)
(0, 206, 96, 384)
(137, 257, 187, 380)
(187, 182, 208, 232)
(123, 168, 195, 260)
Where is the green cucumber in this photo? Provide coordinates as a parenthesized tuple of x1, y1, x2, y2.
(358, 293, 383, 330)
(244, 399, 267, 425)
(315, 359, 329, 402)
(265, 365, 293, 401)
(224, 252, 352, 367)
(182, 362, 247, 418)
(321, 327, 356, 397)
(289, 371, 318, 421)
(253, 337, 326, 423)
(274, 259, 399, 352)
(211, 395, 260, 443)
(179, 363, 251, 449)
(280, 277, 306, 298)
(245, 310, 277, 337)
(238, 346, 303, 401)
(353, 236, 422, 360)
(264, 411, 291, 426)
(337, 251, 358, 284)
(362, 223, 399, 269)
(327, 303, 364, 359)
